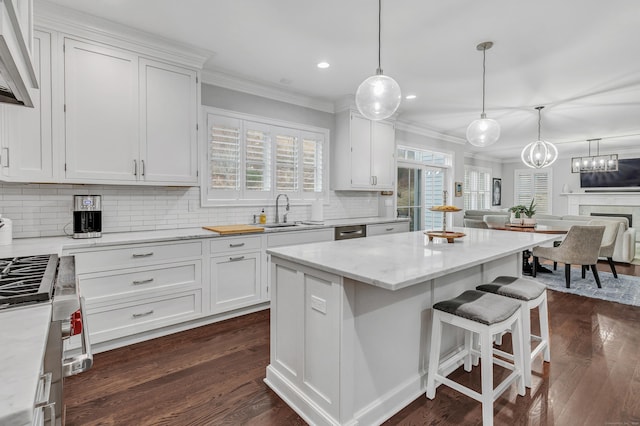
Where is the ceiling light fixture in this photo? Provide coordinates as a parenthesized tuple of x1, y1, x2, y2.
(405, 94, 417, 100)
(521, 106, 558, 169)
(355, 0, 401, 121)
(317, 62, 330, 69)
(571, 138, 618, 173)
(466, 41, 500, 147)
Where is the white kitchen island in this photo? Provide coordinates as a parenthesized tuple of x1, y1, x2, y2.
(265, 227, 561, 426)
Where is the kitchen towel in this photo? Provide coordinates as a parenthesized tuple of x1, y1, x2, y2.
(311, 200, 324, 222)
(0, 216, 13, 245)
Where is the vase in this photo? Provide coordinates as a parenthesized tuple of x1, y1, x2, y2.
(522, 217, 536, 226)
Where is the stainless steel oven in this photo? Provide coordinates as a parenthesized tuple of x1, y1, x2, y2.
(0, 254, 92, 425)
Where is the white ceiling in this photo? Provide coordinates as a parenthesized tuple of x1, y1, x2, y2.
(41, 0, 640, 160)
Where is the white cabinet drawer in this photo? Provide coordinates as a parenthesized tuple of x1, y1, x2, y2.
(366, 222, 409, 237)
(267, 228, 333, 248)
(211, 252, 261, 313)
(72, 241, 203, 273)
(210, 235, 262, 253)
(80, 260, 201, 303)
(87, 290, 202, 344)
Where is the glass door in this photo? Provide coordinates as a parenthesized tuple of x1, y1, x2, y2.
(397, 166, 421, 231)
(397, 165, 447, 231)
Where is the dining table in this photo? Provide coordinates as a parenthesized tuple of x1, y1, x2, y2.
(489, 223, 568, 275)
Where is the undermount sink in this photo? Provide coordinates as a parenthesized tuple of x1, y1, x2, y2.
(260, 222, 300, 228)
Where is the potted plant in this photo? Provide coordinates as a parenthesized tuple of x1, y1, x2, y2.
(508, 204, 527, 224)
(522, 199, 536, 225)
(508, 200, 536, 225)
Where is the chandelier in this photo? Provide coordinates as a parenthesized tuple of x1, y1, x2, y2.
(355, 0, 401, 121)
(466, 41, 500, 147)
(521, 106, 558, 169)
(571, 138, 618, 173)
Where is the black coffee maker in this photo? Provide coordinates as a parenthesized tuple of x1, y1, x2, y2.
(73, 195, 102, 238)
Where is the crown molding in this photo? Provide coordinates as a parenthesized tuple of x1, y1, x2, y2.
(395, 121, 466, 145)
(34, 0, 212, 69)
(201, 69, 336, 114)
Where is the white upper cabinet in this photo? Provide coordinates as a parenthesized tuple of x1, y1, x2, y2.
(0, 30, 53, 181)
(139, 58, 197, 183)
(64, 38, 198, 185)
(332, 110, 396, 191)
(64, 38, 139, 182)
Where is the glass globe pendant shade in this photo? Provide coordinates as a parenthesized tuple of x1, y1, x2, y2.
(466, 113, 501, 147)
(355, 71, 402, 121)
(520, 139, 558, 169)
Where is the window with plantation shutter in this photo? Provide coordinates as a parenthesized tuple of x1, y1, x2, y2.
(203, 108, 328, 205)
(245, 123, 271, 192)
(514, 169, 551, 214)
(463, 166, 491, 210)
(302, 132, 323, 193)
(275, 129, 299, 192)
(208, 115, 241, 195)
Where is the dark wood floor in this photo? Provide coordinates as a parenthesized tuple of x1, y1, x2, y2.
(65, 260, 640, 425)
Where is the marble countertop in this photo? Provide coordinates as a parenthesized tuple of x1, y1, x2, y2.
(0, 303, 52, 426)
(267, 227, 562, 291)
(0, 217, 408, 258)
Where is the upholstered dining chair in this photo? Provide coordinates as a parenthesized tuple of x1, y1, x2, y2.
(532, 225, 605, 288)
(463, 218, 489, 229)
(587, 219, 619, 278)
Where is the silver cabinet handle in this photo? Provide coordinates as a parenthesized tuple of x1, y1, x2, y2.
(34, 372, 52, 407)
(141, 159, 145, 176)
(132, 252, 154, 258)
(1, 147, 9, 167)
(370, 176, 375, 185)
(229, 242, 245, 248)
(386, 227, 394, 231)
(132, 278, 154, 285)
(132, 310, 154, 318)
(229, 256, 245, 261)
(133, 159, 137, 176)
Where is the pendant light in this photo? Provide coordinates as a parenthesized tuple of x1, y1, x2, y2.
(521, 106, 558, 169)
(355, 0, 401, 121)
(570, 138, 618, 173)
(466, 41, 500, 147)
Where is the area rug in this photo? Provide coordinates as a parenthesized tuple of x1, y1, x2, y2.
(531, 268, 640, 307)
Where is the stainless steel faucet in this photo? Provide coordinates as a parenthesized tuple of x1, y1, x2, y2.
(275, 193, 290, 223)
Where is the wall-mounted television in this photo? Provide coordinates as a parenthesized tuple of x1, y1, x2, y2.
(580, 158, 640, 188)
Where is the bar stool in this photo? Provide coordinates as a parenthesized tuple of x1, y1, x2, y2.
(477, 276, 551, 388)
(426, 290, 525, 426)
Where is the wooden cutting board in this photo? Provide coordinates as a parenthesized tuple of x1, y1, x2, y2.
(202, 224, 265, 235)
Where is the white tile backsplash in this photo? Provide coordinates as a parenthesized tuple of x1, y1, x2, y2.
(0, 183, 380, 238)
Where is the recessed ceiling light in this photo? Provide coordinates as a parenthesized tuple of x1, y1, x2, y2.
(317, 62, 330, 69)
(405, 94, 417, 100)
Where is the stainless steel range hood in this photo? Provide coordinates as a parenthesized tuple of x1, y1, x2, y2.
(0, 0, 38, 107)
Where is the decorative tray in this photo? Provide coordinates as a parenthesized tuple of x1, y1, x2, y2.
(507, 223, 536, 228)
(424, 231, 466, 243)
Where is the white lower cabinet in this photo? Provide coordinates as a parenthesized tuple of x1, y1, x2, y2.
(88, 289, 202, 344)
(210, 251, 261, 313)
(366, 221, 410, 236)
(209, 235, 262, 312)
(67, 240, 205, 348)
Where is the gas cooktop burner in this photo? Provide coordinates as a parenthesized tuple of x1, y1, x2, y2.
(0, 254, 58, 309)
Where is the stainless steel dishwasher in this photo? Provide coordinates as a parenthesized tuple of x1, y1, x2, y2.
(334, 224, 367, 240)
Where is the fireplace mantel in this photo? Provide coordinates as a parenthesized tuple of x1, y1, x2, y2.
(564, 192, 640, 227)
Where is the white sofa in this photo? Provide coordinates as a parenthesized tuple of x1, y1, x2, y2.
(534, 214, 636, 263)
